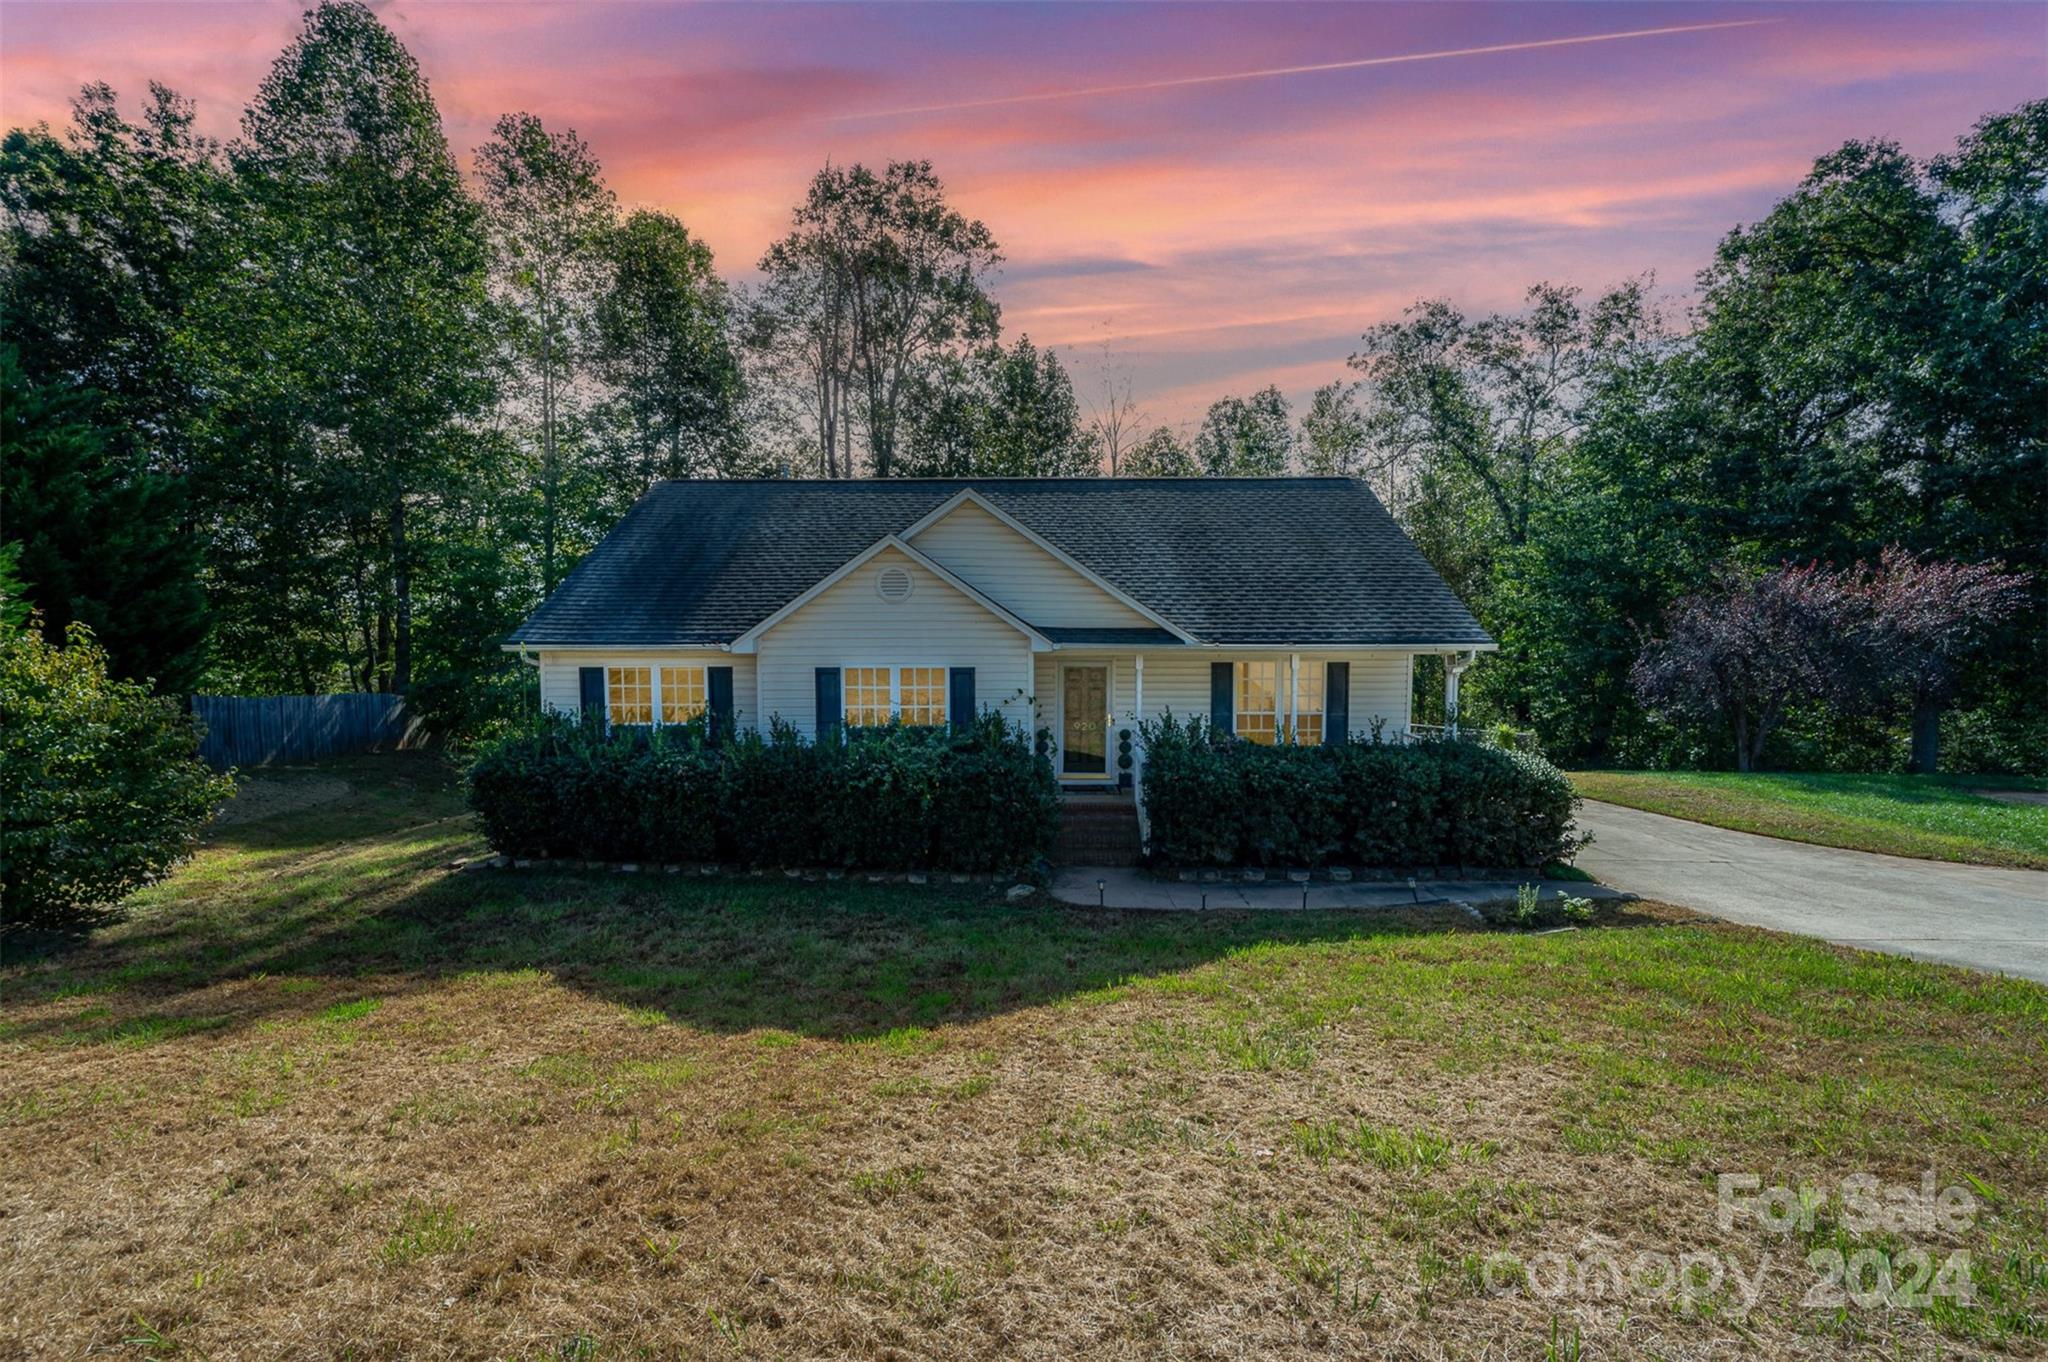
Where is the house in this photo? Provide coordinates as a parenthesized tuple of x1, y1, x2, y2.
(504, 478, 1493, 784)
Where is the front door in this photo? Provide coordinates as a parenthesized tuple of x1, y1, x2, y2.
(1061, 664, 1109, 778)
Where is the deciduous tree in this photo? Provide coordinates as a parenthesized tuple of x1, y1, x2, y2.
(1631, 564, 1865, 772)
(758, 161, 1000, 476)
(1192, 386, 1293, 475)
(592, 208, 747, 500)
(232, 0, 493, 693)
(1298, 380, 1369, 477)
(1121, 426, 1198, 477)
(476, 112, 615, 594)
(1858, 550, 2031, 773)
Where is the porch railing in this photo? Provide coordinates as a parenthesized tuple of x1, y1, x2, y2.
(1404, 722, 1541, 753)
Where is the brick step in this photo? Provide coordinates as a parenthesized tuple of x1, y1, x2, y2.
(1053, 800, 1143, 866)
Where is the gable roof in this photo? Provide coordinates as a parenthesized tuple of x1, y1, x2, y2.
(726, 535, 1051, 652)
(507, 477, 1494, 649)
(900, 488, 1198, 642)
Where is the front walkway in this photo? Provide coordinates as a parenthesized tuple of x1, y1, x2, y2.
(1577, 799, 2048, 984)
(1048, 867, 1623, 912)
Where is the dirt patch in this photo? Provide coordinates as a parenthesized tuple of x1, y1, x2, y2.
(210, 771, 355, 828)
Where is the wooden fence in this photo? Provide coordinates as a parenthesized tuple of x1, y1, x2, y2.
(191, 693, 428, 769)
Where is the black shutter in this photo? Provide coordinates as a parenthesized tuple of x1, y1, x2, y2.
(1324, 661, 1350, 745)
(707, 666, 735, 742)
(1210, 661, 1234, 736)
(578, 666, 606, 727)
(948, 667, 976, 732)
(814, 667, 841, 738)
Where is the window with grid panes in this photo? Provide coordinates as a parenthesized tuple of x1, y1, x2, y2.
(844, 667, 892, 726)
(660, 665, 706, 724)
(1294, 663, 1325, 745)
(1235, 661, 1278, 745)
(606, 666, 652, 725)
(899, 667, 947, 726)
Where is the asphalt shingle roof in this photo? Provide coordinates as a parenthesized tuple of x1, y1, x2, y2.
(508, 478, 1492, 649)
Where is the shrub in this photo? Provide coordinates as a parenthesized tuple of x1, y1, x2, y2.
(931, 715, 1064, 873)
(466, 713, 1058, 873)
(1, 621, 233, 926)
(719, 720, 832, 866)
(1138, 715, 1581, 870)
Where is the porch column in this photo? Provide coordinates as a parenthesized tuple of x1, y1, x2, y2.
(1444, 651, 1472, 736)
(1134, 654, 1144, 725)
(1289, 653, 1300, 741)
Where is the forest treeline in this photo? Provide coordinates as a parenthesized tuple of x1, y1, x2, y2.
(2, 2, 2040, 769)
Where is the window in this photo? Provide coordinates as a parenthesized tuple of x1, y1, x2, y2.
(844, 666, 892, 726)
(1235, 661, 1278, 745)
(899, 667, 947, 726)
(843, 665, 949, 726)
(661, 665, 706, 724)
(607, 666, 652, 725)
(1294, 663, 1325, 746)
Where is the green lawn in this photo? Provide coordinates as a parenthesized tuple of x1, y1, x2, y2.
(2, 755, 2044, 1358)
(1570, 769, 2048, 870)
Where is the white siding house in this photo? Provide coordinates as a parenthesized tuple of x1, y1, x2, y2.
(509, 478, 1494, 797)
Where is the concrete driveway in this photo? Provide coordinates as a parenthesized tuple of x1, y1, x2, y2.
(1576, 800, 2048, 984)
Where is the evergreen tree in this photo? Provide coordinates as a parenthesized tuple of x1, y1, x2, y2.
(0, 344, 208, 692)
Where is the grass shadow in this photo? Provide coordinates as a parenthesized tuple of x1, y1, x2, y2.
(3, 753, 1698, 1045)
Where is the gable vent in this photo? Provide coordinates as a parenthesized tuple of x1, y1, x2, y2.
(875, 565, 914, 603)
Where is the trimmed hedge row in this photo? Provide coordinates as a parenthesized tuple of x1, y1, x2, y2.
(467, 714, 1060, 873)
(1138, 713, 1582, 869)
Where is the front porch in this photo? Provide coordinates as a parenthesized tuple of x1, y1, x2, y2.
(1034, 647, 1484, 787)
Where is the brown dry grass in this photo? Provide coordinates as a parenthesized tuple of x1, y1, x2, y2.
(3, 756, 2043, 1360)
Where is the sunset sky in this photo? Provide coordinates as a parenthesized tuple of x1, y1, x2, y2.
(3, 1, 2040, 425)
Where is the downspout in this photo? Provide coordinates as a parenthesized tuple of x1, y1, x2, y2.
(515, 645, 542, 721)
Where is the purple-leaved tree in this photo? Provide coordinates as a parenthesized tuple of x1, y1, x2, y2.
(1632, 552, 2032, 772)
(1858, 549, 2031, 774)
(1630, 564, 1862, 772)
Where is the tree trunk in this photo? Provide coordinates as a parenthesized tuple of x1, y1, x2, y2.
(389, 495, 412, 695)
(1732, 705, 1751, 773)
(541, 325, 559, 594)
(1909, 692, 1942, 775)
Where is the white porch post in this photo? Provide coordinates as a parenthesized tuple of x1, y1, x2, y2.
(1132, 653, 1148, 846)
(1444, 651, 1471, 737)
(1289, 653, 1300, 742)
(649, 663, 663, 727)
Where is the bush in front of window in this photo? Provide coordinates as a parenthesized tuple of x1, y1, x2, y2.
(931, 715, 1064, 873)
(719, 720, 834, 866)
(465, 712, 1058, 873)
(1137, 713, 1582, 870)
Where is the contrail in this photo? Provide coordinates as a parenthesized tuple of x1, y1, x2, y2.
(830, 18, 1779, 120)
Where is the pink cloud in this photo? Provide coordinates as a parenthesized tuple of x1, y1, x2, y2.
(2, 0, 2039, 424)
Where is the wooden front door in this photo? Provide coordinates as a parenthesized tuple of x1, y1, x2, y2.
(1061, 664, 1109, 777)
